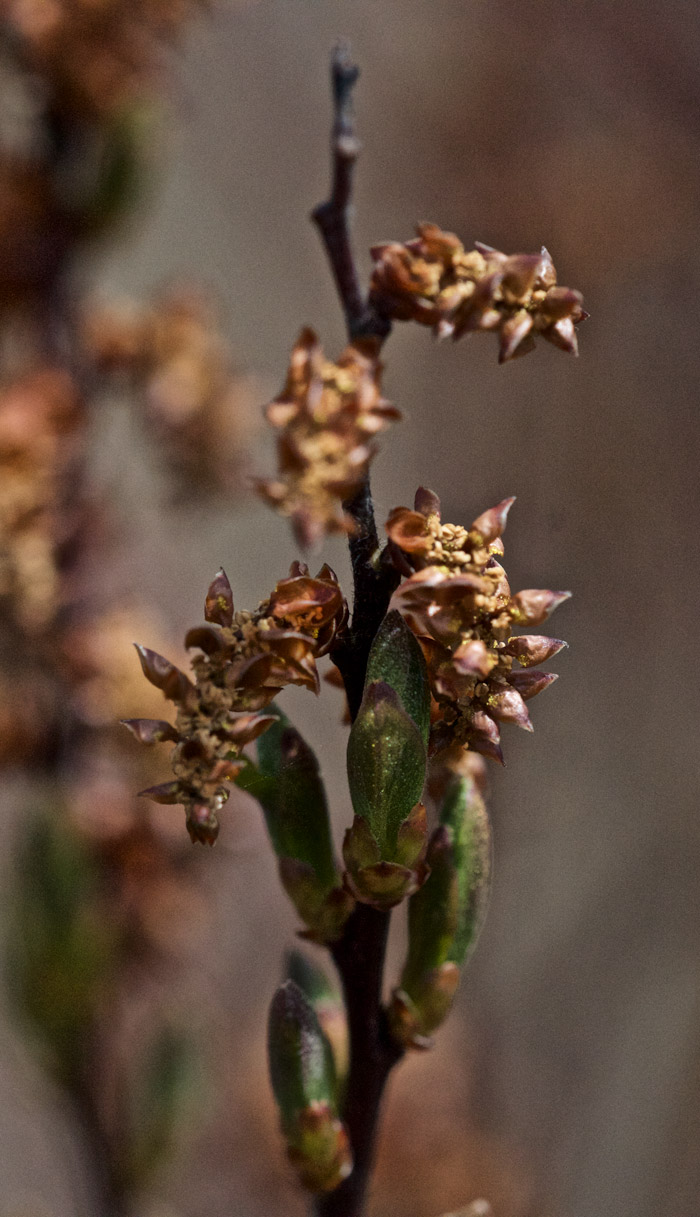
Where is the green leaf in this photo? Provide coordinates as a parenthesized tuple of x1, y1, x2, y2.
(268, 981, 337, 1136)
(236, 707, 336, 891)
(346, 681, 426, 857)
(8, 810, 117, 1083)
(125, 1025, 199, 1189)
(365, 610, 430, 746)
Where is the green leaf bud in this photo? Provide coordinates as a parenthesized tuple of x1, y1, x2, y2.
(268, 981, 352, 1192)
(346, 681, 427, 859)
(237, 709, 353, 941)
(390, 773, 492, 1047)
(365, 609, 430, 745)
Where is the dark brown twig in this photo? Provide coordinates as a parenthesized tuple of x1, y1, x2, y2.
(311, 45, 403, 1217)
(311, 44, 390, 344)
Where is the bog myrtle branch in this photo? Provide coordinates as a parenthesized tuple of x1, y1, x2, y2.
(132, 35, 581, 1217)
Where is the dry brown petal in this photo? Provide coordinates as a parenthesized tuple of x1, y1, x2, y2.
(134, 645, 196, 706)
(205, 568, 234, 626)
(500, 253, 545, 303)
(451, 640, 496, 679)
(510, 589, 571, 627)
(499, 310, 534, 363)
(122, 718, 179, 744)
(139, 781, 184, 805)
(469, 710, 501, 744)
(269, 575, 343, 630)
(508, 670, 558, 701)
(414, 486, 441, 517)
(542, 317, 579, 355)
(506, 635, 568, 667)
(385, 506, 433, 554)
(184, 625, 225, 655)
(220, 713, 278, 745)
(469, 496, 515, 544)
(487, 686, 533, 732)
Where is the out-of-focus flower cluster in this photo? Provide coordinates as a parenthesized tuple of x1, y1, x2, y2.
(0, 366, 82, 632)
(370, 224, 586, 362)
(130, 564, 347, 844)
(388, 488, 569, 764)
(0, 0, 206, 119)
(84, 287, 258, 495)
(257, 328, 401, 547)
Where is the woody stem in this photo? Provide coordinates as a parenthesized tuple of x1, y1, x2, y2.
(310, 44, 403, 1217)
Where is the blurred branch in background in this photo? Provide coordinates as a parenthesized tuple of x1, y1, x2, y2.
(0, 3, 255, 1214)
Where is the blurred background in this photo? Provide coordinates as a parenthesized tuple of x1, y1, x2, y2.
(0, 2, 699, 1216)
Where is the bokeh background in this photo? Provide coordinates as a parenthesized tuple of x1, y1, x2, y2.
(1, 3, 699, 1217)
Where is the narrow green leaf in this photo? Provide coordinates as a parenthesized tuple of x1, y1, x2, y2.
(365, 609, 430, 745)
(346, 681, 426, 858)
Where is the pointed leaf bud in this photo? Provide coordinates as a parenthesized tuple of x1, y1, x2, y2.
(268, 981, 351, 1193)
(470, 497, 515, 544)
(506, 635, 568, 667)
(121, 718, 179, 745)
(269, 982, 334, 1119)
(510, 588, 571, 627)
(204, 569, 234, 627)
(508, 670, 558, 701)
(390, 773, 492, 1047)
(365, 610, 431, 746)
(285, 950, 348, 1086)
(236, 708, 349, 940)
(245, 710, 336, 889)
(347, 681, 427, 860)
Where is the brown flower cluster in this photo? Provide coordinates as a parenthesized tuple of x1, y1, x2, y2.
(84, 288, 258, 494)
(369, 223, 586, 362)
(387, 489, 569, 764)
(0, 0, 206, 119)
(129, 564, 347, 844)
(257, 328, 401, 547)
(0, 367, 83, 632)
